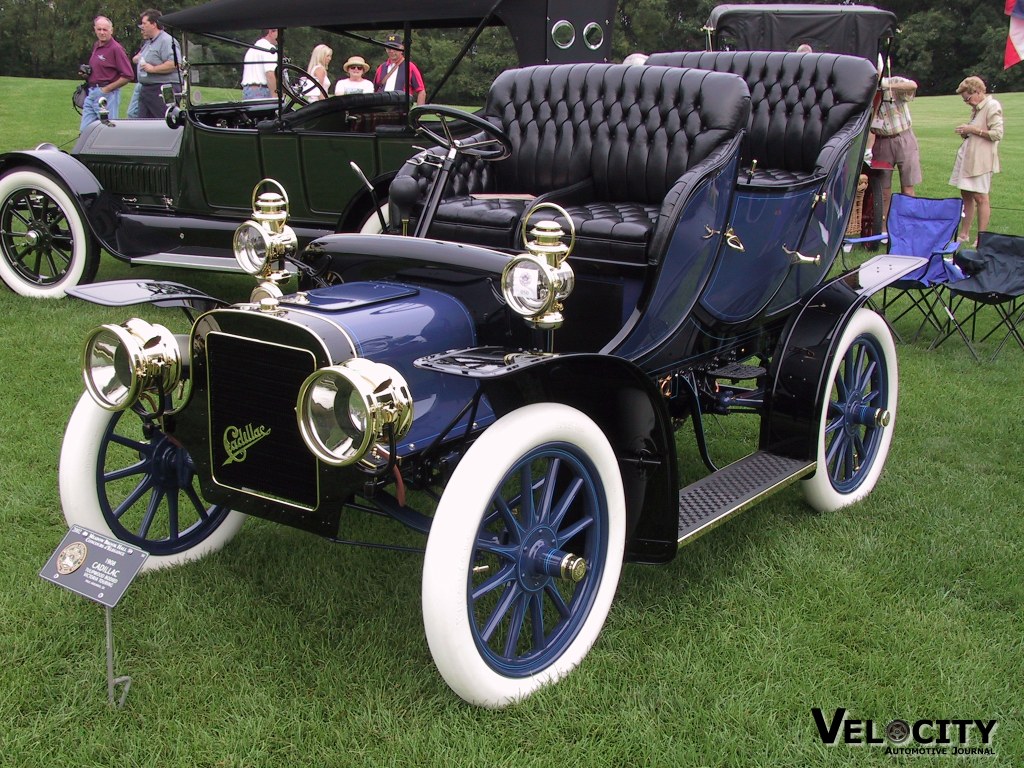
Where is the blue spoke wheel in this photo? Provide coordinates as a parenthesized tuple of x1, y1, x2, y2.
(0, 168, 98, 298)
(423, 404, 624, 707)
(59, 393, 245, 571)
(803, 308, 898, 512)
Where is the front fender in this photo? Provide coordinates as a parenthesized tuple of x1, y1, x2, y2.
(66, 278, 228, 311)
(763, 254, 925, 460)
(0, 148, 121, 251)
(418, 348, 680, 564)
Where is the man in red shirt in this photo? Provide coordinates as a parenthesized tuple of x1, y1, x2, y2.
(373, 32, 426, 105)
(80, 15, 135, 130)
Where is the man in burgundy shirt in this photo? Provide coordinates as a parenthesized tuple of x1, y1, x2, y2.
(80, 16, 134, 129)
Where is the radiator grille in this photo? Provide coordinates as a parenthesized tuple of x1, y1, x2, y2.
(206, 332, 319, 509)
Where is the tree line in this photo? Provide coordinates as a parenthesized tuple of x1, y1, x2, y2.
(2, 0, 1023, 102)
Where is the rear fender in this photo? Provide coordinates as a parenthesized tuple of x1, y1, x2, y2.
(420, 349, 680, 564)
(0, 149, 121, 252)
(762, 254, 924, 459)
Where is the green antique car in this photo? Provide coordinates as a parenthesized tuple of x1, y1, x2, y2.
(0, 0, 616, 297)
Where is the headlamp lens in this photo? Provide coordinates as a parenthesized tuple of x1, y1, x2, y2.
(82, 319, 181, 411)
(296, 359, 413, 467)
(232, 220, 271, 275)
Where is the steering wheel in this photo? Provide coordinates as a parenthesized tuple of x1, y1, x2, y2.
(409, 105, 512, 161)
(278, 62, 329, 109)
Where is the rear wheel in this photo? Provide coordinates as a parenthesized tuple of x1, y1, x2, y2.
(803, 308, 898, 511)
(59, 393, 245, 571)
(0, 167, 98, 298)
(358, 202, 389, 234)
(423, 403, 625, 707)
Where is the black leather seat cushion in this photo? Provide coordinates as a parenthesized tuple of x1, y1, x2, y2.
(547, 202, 662, 263)
(646, 51, 878, 187)
(429, 196, 528, 249)
(411, 63, 750, 261)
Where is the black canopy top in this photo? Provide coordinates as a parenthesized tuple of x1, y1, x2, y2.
(162, 0, 530, 33)
(162, 0, 615, 66)
(705, 4, 897, 61)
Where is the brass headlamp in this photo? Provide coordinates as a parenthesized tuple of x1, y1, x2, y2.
(233, 178, 298, 282)
(82, 317, 182, 411)
(296, 358, 414, 468)
(501, 203, 576, 330)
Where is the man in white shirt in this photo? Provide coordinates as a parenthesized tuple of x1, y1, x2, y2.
(241, 29, 279, 99)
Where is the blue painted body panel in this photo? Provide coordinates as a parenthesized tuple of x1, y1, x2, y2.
(289, 282, 494, 454)
(699, 185, 816, 323)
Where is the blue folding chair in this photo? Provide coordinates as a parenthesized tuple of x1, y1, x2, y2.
(844, 194, 965, 342)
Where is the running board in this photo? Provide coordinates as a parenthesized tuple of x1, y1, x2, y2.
(678, 451, 815, 547)
(130, 251, 247, 273)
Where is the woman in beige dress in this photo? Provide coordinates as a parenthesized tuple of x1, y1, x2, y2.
(949, 76, 1004, 245)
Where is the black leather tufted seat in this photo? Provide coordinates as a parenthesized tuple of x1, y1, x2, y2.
(645, 51, 878, 188)
(398, 63, 750, 264)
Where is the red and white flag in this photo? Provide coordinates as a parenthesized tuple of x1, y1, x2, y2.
(1005, 0, 1024, 69)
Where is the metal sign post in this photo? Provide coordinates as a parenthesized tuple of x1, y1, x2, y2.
(40, 526, 149, 709)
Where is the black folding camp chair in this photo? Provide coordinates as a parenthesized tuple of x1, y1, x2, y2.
(844, 194, 965, 343)
(932, 231, 1024, 362)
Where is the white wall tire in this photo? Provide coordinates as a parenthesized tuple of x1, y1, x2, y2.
(0, 168, 99, 298)
(422, 403, 625, 708)
(802, 308, 898, 512)
(358, 202, 389, 234)
(59, 393, 245, 572)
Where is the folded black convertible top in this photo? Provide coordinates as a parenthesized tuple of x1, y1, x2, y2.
(704, 4, 897, 61)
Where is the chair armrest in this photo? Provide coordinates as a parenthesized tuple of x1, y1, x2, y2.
(953, 248, 987, 276)
(844, 233, 889, 245)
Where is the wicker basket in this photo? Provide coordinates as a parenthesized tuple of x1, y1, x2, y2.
(846, 174, 869, 237)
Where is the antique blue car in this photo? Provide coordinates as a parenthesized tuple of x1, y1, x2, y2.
(56, 11, 921, 707)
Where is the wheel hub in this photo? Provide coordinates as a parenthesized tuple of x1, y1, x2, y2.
(845, 402, 890, 432)
(149, 433, 194, 489)
(518, 526, 586, 590)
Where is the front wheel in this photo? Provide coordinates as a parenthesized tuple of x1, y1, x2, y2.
(802, 308, 898, 512)
(422, 403, 625, 708)
(59, 393, 245, 571)
(0, 167, 99, 298)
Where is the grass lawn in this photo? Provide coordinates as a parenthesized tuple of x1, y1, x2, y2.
(0, 75, 1022, 767)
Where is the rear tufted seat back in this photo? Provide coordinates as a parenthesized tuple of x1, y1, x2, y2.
(645, 51, 878, 187)
(399, 63, 750, 262)
(481, 63, 746, 202)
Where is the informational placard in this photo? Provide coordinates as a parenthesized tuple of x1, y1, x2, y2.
(40, 526, 148, 608)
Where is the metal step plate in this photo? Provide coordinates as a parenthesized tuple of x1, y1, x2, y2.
(130, 249, 247, 273)
(678, 451, 815, 546)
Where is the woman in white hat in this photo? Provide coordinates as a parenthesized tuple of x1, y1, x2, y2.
(335, 56, 374, 96)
